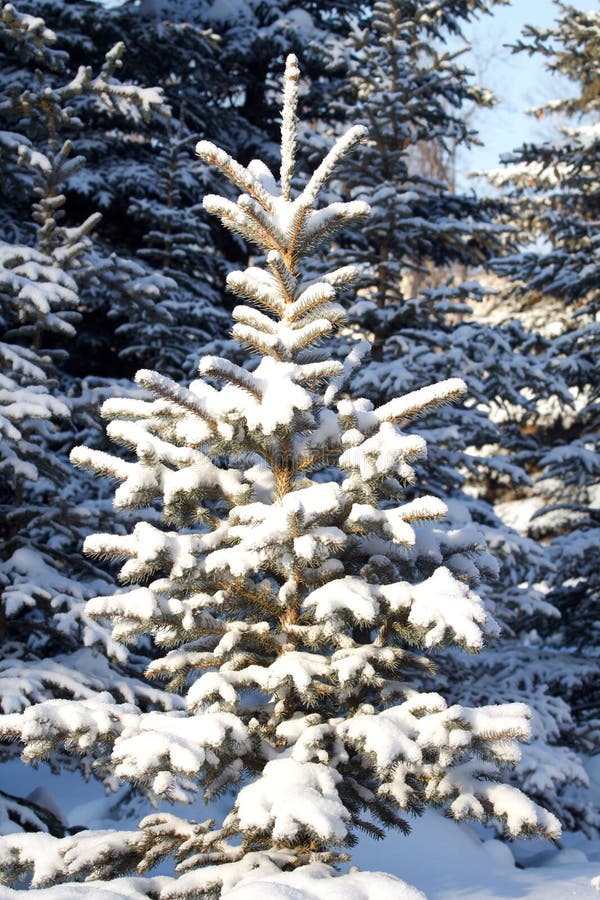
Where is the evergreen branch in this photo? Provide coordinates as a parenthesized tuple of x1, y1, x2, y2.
(285, 282, 337, 323)
(232, 306, 279, 336)
(202, 196, 279, 253)
(301, 125, 369, 205)
(375, 378, 467, 425)
(196, 142, 275, 213)
(227, 268, 286, 316)
(267, 251, 297, 305)
(199, 356, 263, 400)
(135, 369, 218, 431)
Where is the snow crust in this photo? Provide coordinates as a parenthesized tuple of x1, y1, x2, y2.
(223, 864, 426, 899)
(304, 565, 495, 648)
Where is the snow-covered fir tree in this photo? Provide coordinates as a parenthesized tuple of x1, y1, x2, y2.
(480, 3, 600, 830)
(0, 1, 180, 836)
(0, 55, 559, 895)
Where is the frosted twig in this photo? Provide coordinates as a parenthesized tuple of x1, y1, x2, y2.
(301, 125, 368, 205)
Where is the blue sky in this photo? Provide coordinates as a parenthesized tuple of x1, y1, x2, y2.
(456, 0, 574, 183)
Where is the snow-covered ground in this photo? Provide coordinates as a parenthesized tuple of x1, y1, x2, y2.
(1, 757, 598, 898)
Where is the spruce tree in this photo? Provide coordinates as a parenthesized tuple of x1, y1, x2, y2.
(0, 0, 179, 835)
(0, 55, 558, 895)
(3, 0, 227, 382)
(316, 0, 506, 301)
(304, 0, 585, 832)
(480, 3, 600, 830)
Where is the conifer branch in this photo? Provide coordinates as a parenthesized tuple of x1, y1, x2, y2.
(375, 378, 468, 425)
(199, 356, 263, 400)
(196, 142, 275, 213)
(202, 196, 279, 254)
(267, 250, 298, 305)
(135, 369, 218, 431)
(227, 268, 286, 316)
(301, 125, 368, 205)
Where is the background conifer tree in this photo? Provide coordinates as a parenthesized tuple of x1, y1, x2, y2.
(3, 0, 228, 381)
(0, 55, 558, 896)
(300, 0, 589, 832)
(0, 1, 180, 836)
(479, 3, 600, 831)
(308, 0, 552, 570)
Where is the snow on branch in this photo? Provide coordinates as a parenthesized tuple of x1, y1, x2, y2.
(375, 378, 467, 424)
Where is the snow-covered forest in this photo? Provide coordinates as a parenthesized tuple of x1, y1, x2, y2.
(0, 0, 598, 897)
